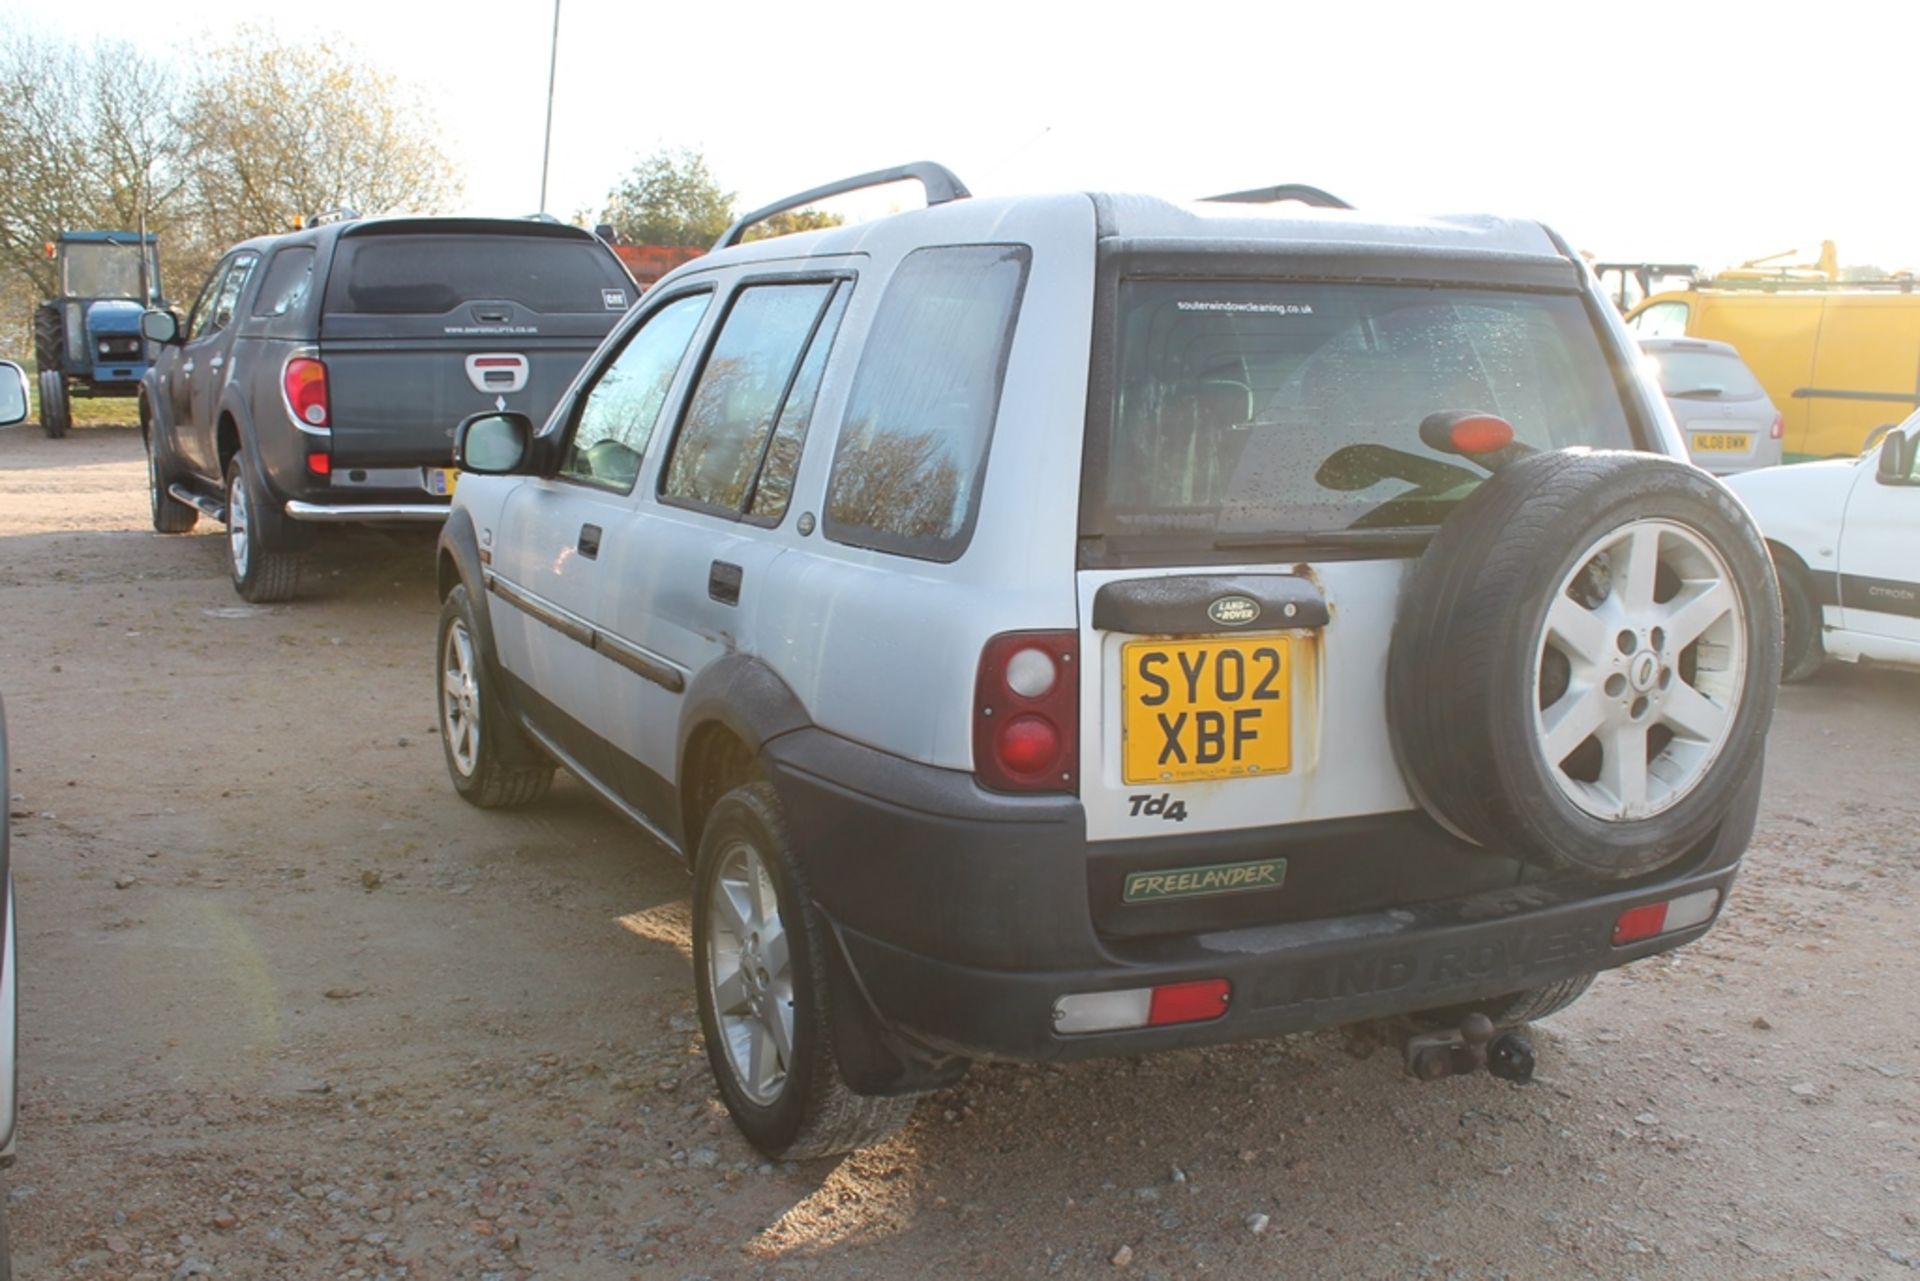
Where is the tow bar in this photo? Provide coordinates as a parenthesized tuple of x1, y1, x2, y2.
(1405, 1013, 1536, 1084)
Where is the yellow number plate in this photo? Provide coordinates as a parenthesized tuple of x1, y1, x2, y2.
(427, 468, 460, 497)
(1691, 433, 1751, 453)
(1122, 636, 1291, 784)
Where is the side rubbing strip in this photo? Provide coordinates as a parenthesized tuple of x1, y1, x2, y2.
(487, 572, 594, 646)
(594, 628, 687, 693)
(485, 571, 687, 694)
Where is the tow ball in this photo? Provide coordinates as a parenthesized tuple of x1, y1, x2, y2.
(1404, 1013, 1536, 1084)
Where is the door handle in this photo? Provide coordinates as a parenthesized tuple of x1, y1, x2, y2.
(577, 524, 601, 559)
(709, 560, 742, 606)
(209, 354, 224, 370)
(182, 359, 195, 374)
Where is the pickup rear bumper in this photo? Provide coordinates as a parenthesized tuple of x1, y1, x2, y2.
(284, 500, 449, 522)
(761, 726, 1758, 1065)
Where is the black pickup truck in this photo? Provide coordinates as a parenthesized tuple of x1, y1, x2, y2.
(138, 216, 634, 601)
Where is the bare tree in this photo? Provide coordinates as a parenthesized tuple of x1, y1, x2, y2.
(176, 30, 462, 260)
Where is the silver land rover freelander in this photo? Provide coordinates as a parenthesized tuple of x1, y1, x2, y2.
(432, 165, 1781, 1158)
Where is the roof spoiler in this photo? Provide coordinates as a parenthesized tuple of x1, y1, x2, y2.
(714, 161, 970, 251)
(1203, 183, 1352, 210)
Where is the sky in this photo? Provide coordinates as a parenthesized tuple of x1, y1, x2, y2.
(7, 0, 1918, 274)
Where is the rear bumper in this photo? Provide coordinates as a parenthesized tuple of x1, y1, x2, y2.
(762, 727, 1758, 1064)
(284, 500, 450, 523)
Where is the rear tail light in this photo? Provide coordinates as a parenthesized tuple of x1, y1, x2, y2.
(1769, 413, 1784, 441)
(283, 357, 330, 429)
(1053, 979, 1232, 1034)
(974, 631, 1078, 793)
(1612, 888, 1719, 946)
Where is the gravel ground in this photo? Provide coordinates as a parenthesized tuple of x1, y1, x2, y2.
(1, 423, 1916, 1280)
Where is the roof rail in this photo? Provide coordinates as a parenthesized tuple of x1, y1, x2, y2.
(1203, 183, 1353, 210)
(714, 161, 971, 251)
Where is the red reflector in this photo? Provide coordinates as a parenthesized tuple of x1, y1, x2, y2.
(996, 715, 1060, 776)
(1148, 979, 1230, 1026)
(1769, 413, 1784, 441)
(1449, 414, 1515, 454)
(1612, 902, 1669, 945)
(305, 451, 331, 476)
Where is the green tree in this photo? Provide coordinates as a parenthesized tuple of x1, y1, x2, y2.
(600, 147, 736, 248)
(745, 207, 844, 242)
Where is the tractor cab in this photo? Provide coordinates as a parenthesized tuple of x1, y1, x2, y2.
(32, 231, 164, 438)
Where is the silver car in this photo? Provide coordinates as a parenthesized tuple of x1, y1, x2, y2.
(1639, 336, 1783, 474)
(0, 359, 27, 1279)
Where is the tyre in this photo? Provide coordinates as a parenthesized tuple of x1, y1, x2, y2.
(224, 454, 300, 602)
(693, 782, 917, 1159)
(1412, 972, 1597, 1030)
(31, 302, 61, 373)
(1388, 450, 1781, 879)
(436, 584, 553, 808)
(143, 400, 197, 534)
(36, 368, 68, 439)
(1776, 559, 1824, 683)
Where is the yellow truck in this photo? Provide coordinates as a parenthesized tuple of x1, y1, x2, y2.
(1621, 247, 1920, 462)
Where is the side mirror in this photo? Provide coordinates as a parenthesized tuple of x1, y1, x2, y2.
(1877, 430, 1915, 485)
(141, 308, 183, 345)
(1863, 423, 1897, 453)
(0, 361, 27, 427)
(454, 412, 535, 474)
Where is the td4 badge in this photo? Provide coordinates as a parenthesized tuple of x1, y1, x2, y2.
(1128, 792, 1189, 822)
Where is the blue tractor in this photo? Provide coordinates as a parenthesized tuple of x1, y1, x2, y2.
(31, 231, 163, 439)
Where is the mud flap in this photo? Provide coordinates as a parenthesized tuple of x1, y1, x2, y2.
(820, 912, 969, 1096)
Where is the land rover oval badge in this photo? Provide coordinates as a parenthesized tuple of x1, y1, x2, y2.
(1208, 595, 1260, 626)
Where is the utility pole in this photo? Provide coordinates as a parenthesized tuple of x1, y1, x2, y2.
(538, 0, 562, 215)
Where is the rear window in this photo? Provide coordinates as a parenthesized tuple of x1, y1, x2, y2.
(1086, 280, 1634, 553)
(323, 234, 629, 315)
(1644, 347, 1766, 400)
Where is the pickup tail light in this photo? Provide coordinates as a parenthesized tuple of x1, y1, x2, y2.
(974, 631, 1078, 793)
(283, 357, 330, 429)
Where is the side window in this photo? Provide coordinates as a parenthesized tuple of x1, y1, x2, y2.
(750, 287, 851, 523)
(251, 247, 316, 318)
(824, 244, 1031, 561)
(663, 280, 847, 516)
(185, 258, 233, 343)
(1631, 300, 1690, 338)
(207, 252, 259, 334)
(560, 291, 710, 492)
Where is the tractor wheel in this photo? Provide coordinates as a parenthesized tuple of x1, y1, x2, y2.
(32, 303, 62, 373)
(37, 369, 70, 439)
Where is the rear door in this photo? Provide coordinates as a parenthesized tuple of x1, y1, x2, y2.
(596, 274, 853, 823)
(1692, 295, 1823, 458)
(181, 251, 260, 473)
(1804, 297, 1920, 460)
(1076, 272, 1642, 929)
(318, 227, 634, 474)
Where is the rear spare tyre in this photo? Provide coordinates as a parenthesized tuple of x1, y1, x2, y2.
(1388, 450, 1780, 879)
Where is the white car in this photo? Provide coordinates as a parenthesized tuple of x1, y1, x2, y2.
(1728, 411, 1920, 680)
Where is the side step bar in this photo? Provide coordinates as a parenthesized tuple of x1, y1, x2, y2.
(168, 484, 227, 524)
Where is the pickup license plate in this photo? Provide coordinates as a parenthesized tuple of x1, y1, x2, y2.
(1691, 432, 1752, 454)
(1122, 636, 1291, 784)
(426, 468, 460, 497)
